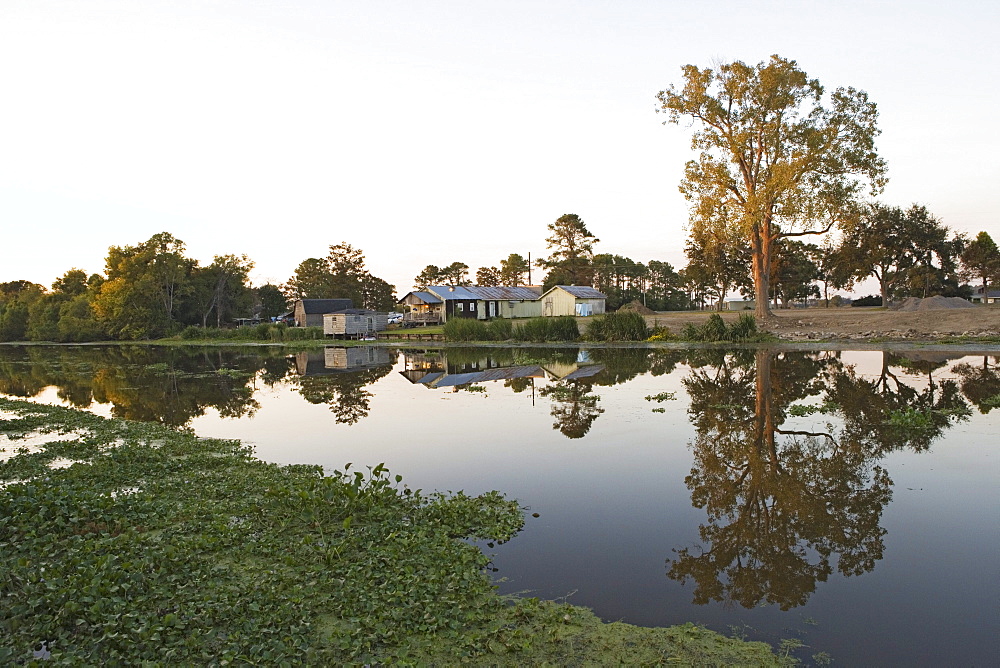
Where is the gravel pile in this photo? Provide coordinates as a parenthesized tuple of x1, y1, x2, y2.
(893, 296, 976, 311)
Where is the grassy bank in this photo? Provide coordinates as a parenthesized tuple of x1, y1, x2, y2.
(0, 398, 787, 665)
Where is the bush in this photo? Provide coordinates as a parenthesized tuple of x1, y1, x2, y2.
(180, 326, 202, 340)
(585, 311, 649, 342)
(444, 318, 489, 342)
(851, 294, 883, 307)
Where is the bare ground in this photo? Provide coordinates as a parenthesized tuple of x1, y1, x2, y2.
(640, 306, 1000, 342)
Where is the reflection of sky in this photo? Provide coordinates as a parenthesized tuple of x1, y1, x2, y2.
(4, 350, 998, 665)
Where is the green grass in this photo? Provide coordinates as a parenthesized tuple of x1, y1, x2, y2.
(0, 398, 788, 665)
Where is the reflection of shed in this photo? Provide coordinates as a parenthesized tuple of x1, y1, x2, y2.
(295, 347, 393, 375)
(323, 309, 388, 339)
(540, 286, 606, 317)
(293, 299, 353, 327)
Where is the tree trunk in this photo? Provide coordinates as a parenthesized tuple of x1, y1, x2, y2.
(751, 224, 773, 320)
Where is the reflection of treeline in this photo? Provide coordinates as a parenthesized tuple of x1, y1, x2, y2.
(0, 346, 294, 426)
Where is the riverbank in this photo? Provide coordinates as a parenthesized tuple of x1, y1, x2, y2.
(0, 398, 788, 665)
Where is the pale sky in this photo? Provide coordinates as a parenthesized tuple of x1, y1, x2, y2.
(2, 0, 997, 295)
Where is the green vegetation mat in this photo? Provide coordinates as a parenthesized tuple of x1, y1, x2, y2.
(0, 398, 785, 665)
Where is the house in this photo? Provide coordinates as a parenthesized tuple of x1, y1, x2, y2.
(969, 287, 1000, 304)
(725, 299, 755, 311)
(323, 309, 388, 339)
(539, 286, 607, 317)
(292, 299, 352, 327)
(398, 286, 543, 324)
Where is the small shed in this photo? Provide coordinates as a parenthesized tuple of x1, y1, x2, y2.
(293, 299, 353, 327)
(540, 286, 607, 317)
(323, 309, 388, 339)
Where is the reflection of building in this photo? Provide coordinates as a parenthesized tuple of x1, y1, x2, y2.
(398, 350, 603, 389)
(294, 347, 393, 376)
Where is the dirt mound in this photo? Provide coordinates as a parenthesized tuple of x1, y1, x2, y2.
(893, 296, 976, 311)
(617, 300, 656, 315)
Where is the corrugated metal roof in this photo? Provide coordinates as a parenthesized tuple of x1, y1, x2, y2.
(466, 286, 542, 300)
(401, 291, 442, 304)
(426, 286, 541, 301)
(553, 285, 607, 299)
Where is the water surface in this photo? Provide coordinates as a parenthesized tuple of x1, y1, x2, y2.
(1, 344, 997, 666)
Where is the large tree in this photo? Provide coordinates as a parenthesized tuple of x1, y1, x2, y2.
(93, 232, 195, 339)
(539, 213, 599, 287)
(657, 55, 887, 320)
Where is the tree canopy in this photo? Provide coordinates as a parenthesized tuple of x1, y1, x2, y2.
(658, 55, 886, 319)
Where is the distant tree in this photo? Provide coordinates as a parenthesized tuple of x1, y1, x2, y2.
(285, 258, 335, 299)
(285, 243, 395, 310)
(658, 55, 886, 320)
(499, 253, 530, 285)
(770, 240, 820, 307)
(683, 215, 752, 310)
(960, 231, 1000, 299)
(256, 284, 288, 319)
(837, 204, 914, 306)
(475, 266, 501, 286)
(0, 282, 44, 342)
(413, 265, 443, 291)
(900, 205, 964, 298)
(440, 262, 470, 286)
(646, 260, 689, 311)
(51, 269, 89, 297)
(191, 255, 254, 328)
(539, 213, 599, 286)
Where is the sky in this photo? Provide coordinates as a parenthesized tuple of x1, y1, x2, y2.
(2, 0, 998, 296)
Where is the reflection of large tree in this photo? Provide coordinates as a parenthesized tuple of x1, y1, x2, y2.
(539, 381, 604, 439)
(668, 348, 963, 610)
(293, 365, 393, 424)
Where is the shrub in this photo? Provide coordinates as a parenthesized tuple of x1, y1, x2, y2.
(585, 311, 649, 341)
(487, 318, 513, 341)
(548, 316, 580, 341)
(444, 318, 489, 342)
(851, 294, 883, 307)
(180, 325, 202, 340)
(681, 312, 760, 342)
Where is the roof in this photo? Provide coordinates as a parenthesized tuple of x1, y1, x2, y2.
(297, 298, 353, 314)
(551, 285, 607, 299)
(425, 286, 542, 301)
(326, 309, 385, 315)
(403, 291, 443, 304)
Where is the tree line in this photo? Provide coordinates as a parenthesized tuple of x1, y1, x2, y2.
(0, 234, 396, 342)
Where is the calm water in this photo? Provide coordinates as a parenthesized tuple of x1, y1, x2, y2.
(1, 344, 998, 666)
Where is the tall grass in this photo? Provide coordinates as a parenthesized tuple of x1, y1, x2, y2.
(513, 316, 579, 342)
(585, 311, 649, 342)
(681, 313, 760, 342)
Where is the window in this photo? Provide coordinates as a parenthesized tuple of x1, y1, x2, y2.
(457, 303, 464, 312)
